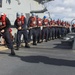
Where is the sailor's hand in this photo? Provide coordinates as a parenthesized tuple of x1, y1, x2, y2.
(18, 26, 22, 30)
(28, 27, 32, 29)
(33, 26, 37, 28)
(1, 29, 5, 33)
(37, 26, 41, 27)
(43, 26, 46, 27)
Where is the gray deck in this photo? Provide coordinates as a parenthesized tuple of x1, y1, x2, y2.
(0, 39, 75, 75)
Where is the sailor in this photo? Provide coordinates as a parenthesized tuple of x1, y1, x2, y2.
(42, 16, 49, 42)
(0, 12, 15, 55)
(50, 19, 55, 40)
(14, 13, 30, 50)
(65, 22, 70, 34)
(72, 23, 75, 32)
(36, 15, 42, 43)
(28, 13, 37, 45)
(56, 19, 62, 38)
(61, 21, 66, 37)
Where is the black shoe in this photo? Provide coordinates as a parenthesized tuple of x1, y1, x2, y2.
(25, 45, 30, 48)
(48, 38, 51, 41)
(52, 38, 54, 40)
(33, 43, 37, 45)
(55, 37, 57, 39)
(37, 41, 41, 43)
(45, 40, 48, 42)
(15, 47, 19, 50)
(41, 40, 43, 42)
(11, 50, 15, 56)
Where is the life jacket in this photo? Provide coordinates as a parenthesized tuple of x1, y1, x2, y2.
(29, 16, 37, 27)
(43, 19, 49, 26)
(56, 20, 61, 25)
(50, 20, 55, 27)
(72, 24, 75, 28)
(61, 21, 65, 27)
(8, 28, 13, 41)
(0, 15, 6, 29)
(9, 28, 12, 32)
(50, 20, 55, 25)
(50, 20, 52, 25)
(37, 18, 42, 26)
(66, 24, 70, 28)
(65, 22, 70, 28)
(17, 16, 25, 26)
(21, 15, 25, 25)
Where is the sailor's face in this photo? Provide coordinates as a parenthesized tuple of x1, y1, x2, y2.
(17, 15, 21, 18)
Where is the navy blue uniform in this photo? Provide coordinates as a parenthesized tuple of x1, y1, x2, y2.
(50, 20, 55, 40)
(42, 18, 49, 42)
(61, 21, 66, 37)
(14, 16, 30, 49)
(36, 17, 42, 43)
(0, 16, 15, 55)
(28, 16, 37, 45)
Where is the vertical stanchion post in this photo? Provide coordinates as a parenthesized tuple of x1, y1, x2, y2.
(72, 37, 75, 50)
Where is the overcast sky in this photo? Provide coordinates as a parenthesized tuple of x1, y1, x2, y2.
(44, 0, 75, 22)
